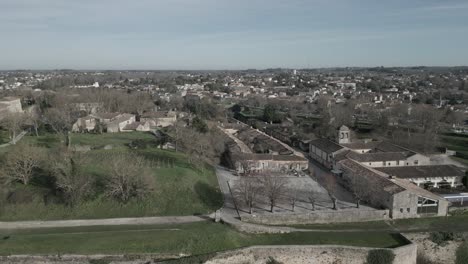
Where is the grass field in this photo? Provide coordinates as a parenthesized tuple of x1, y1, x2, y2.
(440, 133, 468, 166)
(0, 130, 8, 145)
(0, 222, 408, 256)
(456, 240, 468, 264)
(291, 212, 468, 232)
(22, 131, 156, 149)
(0, 132, 223, 221)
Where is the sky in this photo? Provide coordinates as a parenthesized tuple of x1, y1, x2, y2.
(1, 0, 468, 70)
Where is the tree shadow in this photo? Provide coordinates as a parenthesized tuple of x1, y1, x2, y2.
(194, 181, 223, 210)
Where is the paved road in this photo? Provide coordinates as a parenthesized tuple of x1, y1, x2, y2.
(0, 215, 209, 230)
(215, 166, 299, 233)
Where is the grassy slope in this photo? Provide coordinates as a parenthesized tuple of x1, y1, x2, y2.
(440, 134, 468, 165)
(0, 132, 222, 221)
(0, 222, 407, 255)
(291, 212, 468, 232)
(456, 241, 468, 264)
(0, 130, 8, 144)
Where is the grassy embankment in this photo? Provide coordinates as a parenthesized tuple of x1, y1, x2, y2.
(0, 132, 223, 221)
(0, 130, 8, 145)
(290, 211, 468, 232)
(440, 133, 468, 166)
(0, 221, 408, 256)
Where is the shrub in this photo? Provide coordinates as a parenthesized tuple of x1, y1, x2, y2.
(128, 139, 156, 149)
(417, 252, 438, 264)
(89, 258, 111, 264)
(366, 249, 395, 264)
(160, 253, 216, 264)
(266, 256, 283, 264)
(430, 232, 455, 246)
(456, 242, 468, 264)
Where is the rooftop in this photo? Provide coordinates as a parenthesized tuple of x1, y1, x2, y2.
(347, 151, 413, 163)
(310, 138, 344, 154)
(376, 165, 465, 179)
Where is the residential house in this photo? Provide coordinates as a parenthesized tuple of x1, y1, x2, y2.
(140, 111, 177, 128)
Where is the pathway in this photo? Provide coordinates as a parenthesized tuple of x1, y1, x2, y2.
(0, 215, 209, 230)
(0, 130, 28, 148)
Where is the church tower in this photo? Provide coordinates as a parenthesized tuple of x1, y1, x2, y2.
(337, 125, 350, 144)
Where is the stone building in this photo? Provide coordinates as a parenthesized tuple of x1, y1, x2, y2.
(311, 124, 457, 219)
(309, 138, 346, 169)
(72, 113, 150, 133)
(140, 111, 177, 128)
(220, 122, 308, 174)
(338, 159, 449, 218)
(376, 165, 465, 188)
(0, 97, 23, 119)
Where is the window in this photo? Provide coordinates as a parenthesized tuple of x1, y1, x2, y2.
(383, 162, 387, 166)
(400, 208, 404, 213)
(407, 208, 410, 213)
(369, 163, 372, 166)
(414, 160, 419, 165)
(396, 160, 400, 165)
(388, 163, 391, 166)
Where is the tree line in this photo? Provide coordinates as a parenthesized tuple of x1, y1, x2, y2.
(0, 143, 155, 207)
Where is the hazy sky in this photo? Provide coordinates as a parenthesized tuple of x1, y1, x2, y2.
(1, 0, 468, 70)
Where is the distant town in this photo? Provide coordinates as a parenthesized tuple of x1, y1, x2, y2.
(0, 67, 467, 264)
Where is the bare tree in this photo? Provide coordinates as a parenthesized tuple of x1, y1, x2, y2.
(44, 107, 75, 148)
(239, 159, 255, 175)
(324, 174, 338, 210)
(169, 120, 185, 152)
(53, 153, 94, 206)
(308, 190, 318, 211)
(259, 173, 288, 213)
(25, 107, 42, 137)
(233, 176, 259, 214)
(127, 92, 154, 116)
(1, 143, 43, 185)
(105, 154, 155, 203)
(349, 174, 369, 208)
(289, 189, 299, 212)
(174, 122, 225, 167)
(0, 113, 26, 144)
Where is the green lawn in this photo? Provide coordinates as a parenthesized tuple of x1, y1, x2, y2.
(440, 134, 468, 165)
(0, 130, 9, 145)
(22, 132, 155, 149)
(291, 213, 468, 233)
(456, 241, 468, 264)
(0, 222, 408, 256)
(0, 132, 223, 221)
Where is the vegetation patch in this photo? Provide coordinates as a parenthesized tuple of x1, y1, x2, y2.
(0, 222, 407, 255)
(366, 249, 395, 264)
(429, 231, 458, 246)
(456, 241, 468, 264)
(0, 133, 223, 220)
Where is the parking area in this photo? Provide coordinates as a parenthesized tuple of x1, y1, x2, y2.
(229, 173, 375, 216)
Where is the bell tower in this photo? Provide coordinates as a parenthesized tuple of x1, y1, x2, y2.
(338, 125, 350, 144)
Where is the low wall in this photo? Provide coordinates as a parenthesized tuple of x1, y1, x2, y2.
(206, 244, 417, 264)
(0, 253, 179, 264)
(241, 209, 389, 225)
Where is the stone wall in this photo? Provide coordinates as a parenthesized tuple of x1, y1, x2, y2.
(205, 244, 417, 264)
(241, 208, 389, 225)
(0, 254, 179, 264)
